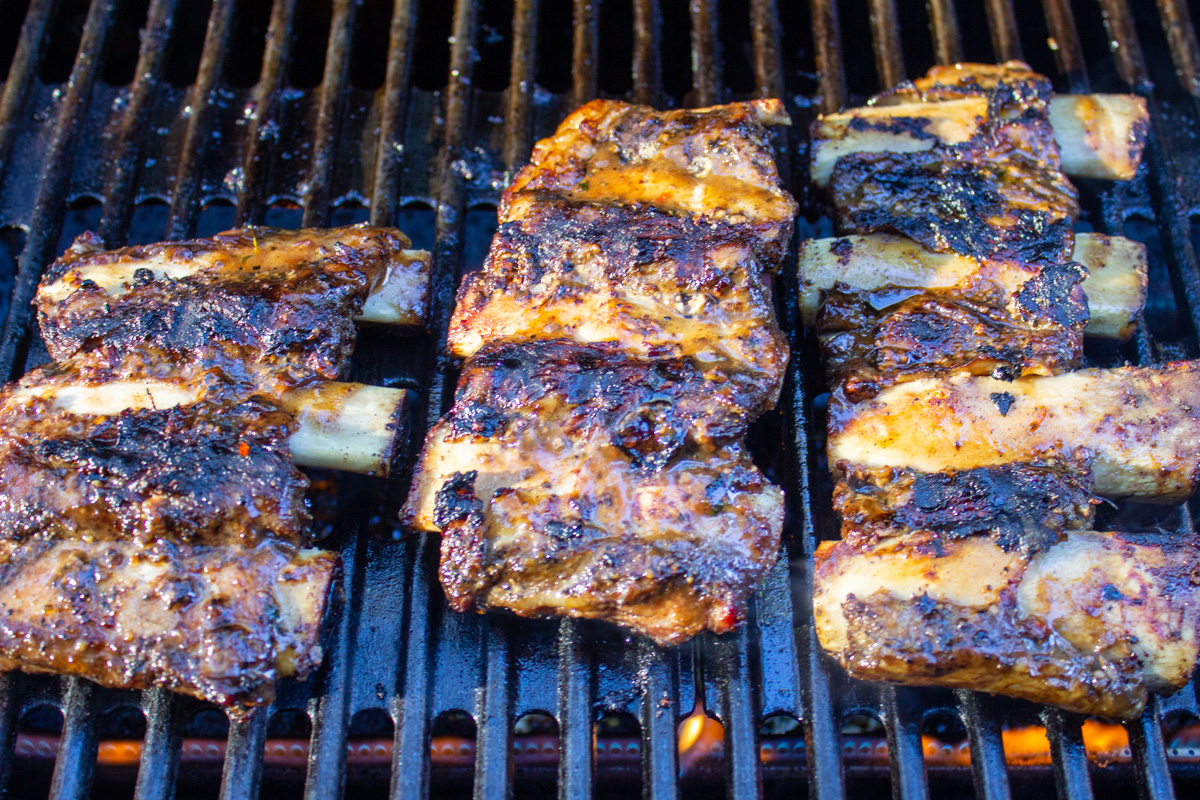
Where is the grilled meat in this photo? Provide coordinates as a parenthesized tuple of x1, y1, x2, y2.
(0, 223, 432, 708)
(806, 62, 1192, 718)
(817, 266, 1087, 400)
(834, 462, 1095, 551)
(503, 99, 798, 264)
(0, 349, 309, 548)
(827, 362, 1200, 501)
(827, 63, 1078, 266)
(405, 343, 783, 645)
(814, 63, 1092, 398)
(830, 145, 1078, 267)
(37, 225, 430, 379)
(814, 530, 1199, 719)
(809, 62, 1148, 185)
(797, 233, 1148, 339)
(407, 99, 794, 643)
(0, 536, 337, 711)
(448, 195, 788, 401)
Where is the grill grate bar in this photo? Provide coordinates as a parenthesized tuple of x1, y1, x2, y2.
(235, 0, 300, 228)
(1156, 0, 1200, 97)
(503, 0, 538, 171)
(0, 0, 56, 183)
(164, 0, 236, 240)
(301, 0, 358, 229)
(711, 629, 762, 800)
(132, 690, 183, 800)
(690, 0, 721, 106)
(809, 0, 844, 113)
(48, 679, 97, 800)
(984, 0, 1023, 61)
(391, 536, 436, 800)
(882, 686, 929, 800)
(369, 0, 418, 228)
(867, 0, 904, 91)
(0, 676, 17, 796)
(393, 0, 479, 794)
(1040, 0, 1089, 93)
(96, 0, 180, 247)
(219, 709, 269, 800)
(1044, 710, 1095, 800)
(1097, 0, 1148, 89)
(632, 0, 661, 106)
(473, 623, 513, 800)
(925, 0, 963, 67)
(302, 512, 368, 798)
(556, 621, 593, 800)
(1128, 697, 1177, 800)
(638, 641, 679, 800)
(571, 0, 597, 108)
(1144, 100, 1200, 361)
(750, 0, 784, 100)
(799, 624, 845, 800)
(0, 0, 117, 382)
(959, 691, 1012, 800)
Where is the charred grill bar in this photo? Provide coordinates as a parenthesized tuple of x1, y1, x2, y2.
(0, 1, 1199, 799)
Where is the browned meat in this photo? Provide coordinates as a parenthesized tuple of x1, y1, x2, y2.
(797, 233, 1148, 341)
(807, 63, 1192, 720)
(0, 349, 310, 548)
(0, 536, 337, 712)
(828, 64, 1078, 266)
(503, 99, 797, 264)
(405, 343, 783, 645)
(814, 530, 1200, 720)
(448, 194, 788, 402)
(37, 225, 429, 379)
(817, 266, 1087, 400)
(407, 99, 794, 644)
(827, 361, 1200, 501)
(834, 462, 1095, 551)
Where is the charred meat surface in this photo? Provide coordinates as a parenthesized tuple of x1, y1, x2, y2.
(834, 462, 1095, 552)
(0, 536, 337, 711)
(815, 64, 1088, 395)
(503, 99, 797, 264)
(814, 531, 1200, 719)
(448, 195, 788, 402)
(827, 361, 1200, 501)
(809, 61, 1149, 185)
(408, 99, 794, 643)
(37, 225, 430, 379)
(828, 66, 1079, 265)
(817, 272, 1087, 400)
(405, 343, 783, 645)
(0, 350, 310, 548)
(797, 233, 1148, 340)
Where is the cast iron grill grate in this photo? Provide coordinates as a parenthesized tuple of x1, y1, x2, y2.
(0, 1, 1199, 798)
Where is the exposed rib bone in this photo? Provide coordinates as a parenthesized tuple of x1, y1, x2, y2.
(810, 94, 1148, 187)
(37, 247, 430, 326)
(10, 379, 409, 478)
(827, 361, 1200, 501)
(813, 529, 1200, 720)
(798, 232, 1148, 339)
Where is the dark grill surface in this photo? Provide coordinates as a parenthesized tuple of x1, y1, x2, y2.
(2, 1, 1200, 798)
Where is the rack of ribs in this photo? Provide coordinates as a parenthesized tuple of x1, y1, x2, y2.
(0, 225, 430, 711)
(806, 62, 1200, 719)
(406, 99, 797, 644)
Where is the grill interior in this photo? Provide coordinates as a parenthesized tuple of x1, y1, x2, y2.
(2, 0, 1200, 798)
